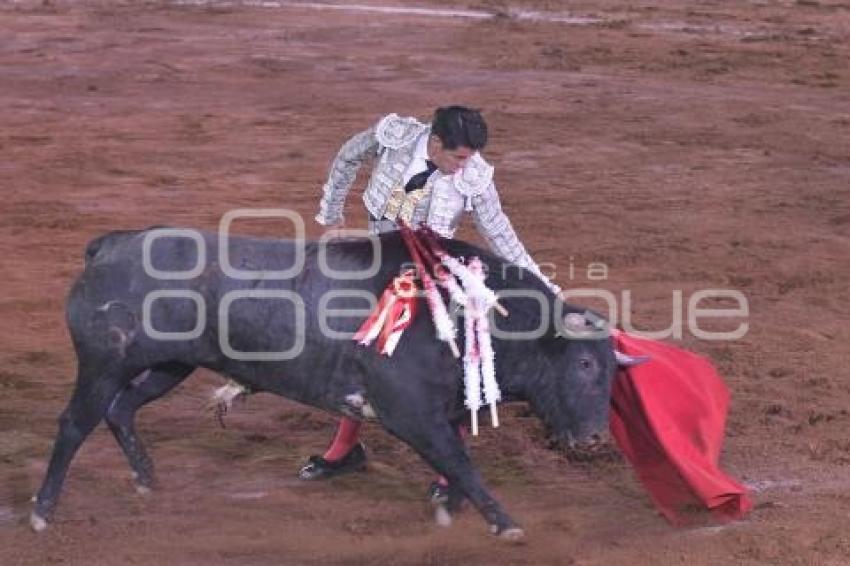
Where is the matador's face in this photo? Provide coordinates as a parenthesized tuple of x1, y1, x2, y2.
(428, 135, 474, 175)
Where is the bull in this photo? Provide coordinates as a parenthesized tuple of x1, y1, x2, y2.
(31, 227, 620, 539)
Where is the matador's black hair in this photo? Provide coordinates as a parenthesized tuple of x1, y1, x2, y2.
(431, 106, 488, 150)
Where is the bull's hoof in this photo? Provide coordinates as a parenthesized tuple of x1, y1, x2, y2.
(29, 512, 48, 532)
(498, 527, 526, 543)
(131, 472, 155, 496)
(489, 524, 526, 542)
(434, 504, 452, 527)
(428, 482, 453, 527)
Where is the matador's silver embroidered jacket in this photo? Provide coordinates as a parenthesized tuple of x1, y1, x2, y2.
(316, 113, 558, 292)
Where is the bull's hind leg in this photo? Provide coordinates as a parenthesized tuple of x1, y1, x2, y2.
(31, 361, 140, 531)
(105, 361, 195, 493)
(386, 419, 524, 540)
(429, 425, 469, 526)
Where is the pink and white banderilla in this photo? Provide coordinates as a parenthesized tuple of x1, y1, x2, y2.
(461, 257, 501, 436)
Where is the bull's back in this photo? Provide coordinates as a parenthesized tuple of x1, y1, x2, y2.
(67, 228, 346, 343)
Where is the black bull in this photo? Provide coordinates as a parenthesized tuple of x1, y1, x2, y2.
(31, 228, 618, 537)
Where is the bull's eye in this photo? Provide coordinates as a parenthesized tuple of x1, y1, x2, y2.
(579, 358, 592, 370)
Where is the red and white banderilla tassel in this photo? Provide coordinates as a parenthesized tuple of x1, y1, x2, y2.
(417, 226, 506, 434)
(434, 263, 468, 309)
(439, 255, 507, 317)
(399, 222, 460, 358)
(463, 302, 483, 435)
(428, 282, 460, 358)
(353, 270, 418, 356)
(418, 226, 507, 317)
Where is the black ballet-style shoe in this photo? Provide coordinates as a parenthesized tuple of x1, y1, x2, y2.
(297, 443, 367, 481)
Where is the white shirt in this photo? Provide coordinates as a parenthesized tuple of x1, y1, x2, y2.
(401, 131, 432, 186)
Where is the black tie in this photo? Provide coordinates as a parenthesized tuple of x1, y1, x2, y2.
(404, 160, 437, 193)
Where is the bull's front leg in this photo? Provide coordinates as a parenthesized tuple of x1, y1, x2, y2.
(385, 417, 524, 541)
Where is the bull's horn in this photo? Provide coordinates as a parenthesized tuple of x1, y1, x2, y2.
(615, 351, 650, 367)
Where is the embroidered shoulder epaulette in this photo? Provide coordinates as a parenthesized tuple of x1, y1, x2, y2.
(375, 113, 426, 150)
(453, 152, 494, 197)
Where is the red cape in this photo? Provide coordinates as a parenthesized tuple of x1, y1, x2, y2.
(609, 331, 752, 523)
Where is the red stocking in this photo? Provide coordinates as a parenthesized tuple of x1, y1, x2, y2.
(322, 417, 362, 461)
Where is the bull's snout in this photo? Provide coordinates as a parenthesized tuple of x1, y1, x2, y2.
(561, 431, 617, 462)
(566, 431, 609, 450)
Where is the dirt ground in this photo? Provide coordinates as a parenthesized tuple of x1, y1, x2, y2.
(1, 0, 849, 564)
